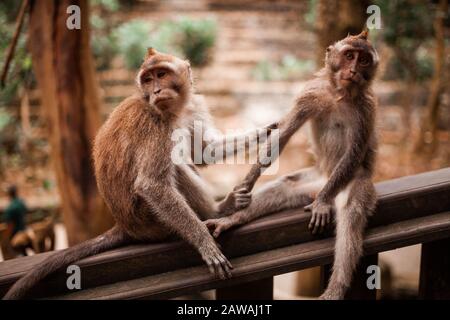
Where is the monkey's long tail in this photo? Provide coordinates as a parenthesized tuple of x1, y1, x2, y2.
(3, 225, 129, 300)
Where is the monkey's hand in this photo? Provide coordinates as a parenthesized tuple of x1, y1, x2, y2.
(205, 216, 237, 238)
(256, 122, 279, 142)
(264, 121, 279, 133)
(218, 188, 252, 216)
(305, 199, 333, 234)
(198, 239, 233, 280)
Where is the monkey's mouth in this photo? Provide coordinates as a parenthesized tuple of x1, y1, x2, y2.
(341, 76, 360, 85)
(153, 96, 174, 104)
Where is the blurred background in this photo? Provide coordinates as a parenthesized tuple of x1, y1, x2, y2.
(0, 0, 448, 299)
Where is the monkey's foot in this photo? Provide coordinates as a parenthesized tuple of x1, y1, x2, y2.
(258, 121, 279, 140)
(218, 188, 252, 216)
(205, 216, 237, 238)
(319, 284, 346, 300)
(305, 200, 333, 234)
(199, 240, 233, 280)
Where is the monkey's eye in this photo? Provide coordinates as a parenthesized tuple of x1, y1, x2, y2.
(345, 51, 354, 60)
(142, 75, 153, 83)
(156, 70, 167, 79)
(359, 56, 370, 67)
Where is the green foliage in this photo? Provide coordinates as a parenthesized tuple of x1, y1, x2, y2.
(0, 108, 11, 131)
(0, 0, 21, 22)
(385, 50, 434, 82)
(114, 20, 152, 70)
(147, 21, 179, 55)
(375, 0, 434, 81)
(0, 11, 33, 105)
(174, 18, 217, 66)
(90, 0, 121, 70)
(304, 0, 318, 29)
(113, 17, 217, 70)
(42, 179, 53, 191)
(252, 55, 315, 81)
(91, 0, 120, 12)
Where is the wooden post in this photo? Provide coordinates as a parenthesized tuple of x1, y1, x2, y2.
(419, 238, 450, 299)
(216, 278, 273, 300)
(321, 254, 379, 300)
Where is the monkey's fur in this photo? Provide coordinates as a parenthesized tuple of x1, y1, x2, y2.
(205, 31, 379, 300)
(3, 49, 272, 300)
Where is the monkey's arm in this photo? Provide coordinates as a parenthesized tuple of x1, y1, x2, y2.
(135, 176, 232, 279)
(236, 95, 318, 192)
(202, 124, 277, 164)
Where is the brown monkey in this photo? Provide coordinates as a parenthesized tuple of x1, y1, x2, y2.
(11, 216, 56, 255)
(205, 30, 379, 300)
(3, 49, 272, 300)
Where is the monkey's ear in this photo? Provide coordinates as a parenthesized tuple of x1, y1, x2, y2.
(187, 65, 193, 85)
(357, 29, 369, 40)
(145, 47, 157, 59)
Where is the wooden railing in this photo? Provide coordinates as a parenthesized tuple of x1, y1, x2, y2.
(0, 168, 449, 299)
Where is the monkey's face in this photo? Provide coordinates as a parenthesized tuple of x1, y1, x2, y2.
(137, 49, 192, 114)
(326, 31, 378, 90)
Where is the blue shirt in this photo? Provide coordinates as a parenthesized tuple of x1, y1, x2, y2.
(3, 198, 27, 236)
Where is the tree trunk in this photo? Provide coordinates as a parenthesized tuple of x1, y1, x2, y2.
(414, 0, 448, 154)
(315, 0, 370, 67)
(27, 0, 114, 245)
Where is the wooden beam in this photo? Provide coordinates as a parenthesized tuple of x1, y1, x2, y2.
(0, 168, 450, 298)
(48, 212, 450, 300)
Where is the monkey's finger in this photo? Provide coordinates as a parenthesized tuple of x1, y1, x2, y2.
(223, 256, 233, 269)
(206, 259, 216, 276)
(313, 215, 322, 234)
(217, 256, 233, 278)
(308, 213, 316, 230)
(236, 193, 252, 199)
(236, 199, 251, 206)
(235, 188, 250, 194)
(236, 198, 251, 205)
(213, 257, 226, 280)
(304, 204, 313, 212)
(321, 214, 328, 227)
(319, 215, 327, 234)
(213, 227, 223, 238)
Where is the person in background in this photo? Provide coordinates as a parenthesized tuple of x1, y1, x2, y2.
(3, 185, 27, 238)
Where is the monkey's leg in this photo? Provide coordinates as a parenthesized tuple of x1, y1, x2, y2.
(175, 164, 219, 220)
(206, 167, 326, 237)
(176, 164, 251, 220)
(320, 177, 376, 300)
(136, 174, 233, 280)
